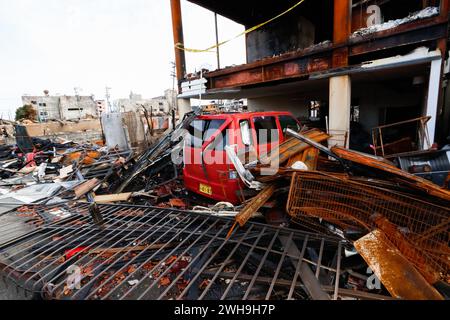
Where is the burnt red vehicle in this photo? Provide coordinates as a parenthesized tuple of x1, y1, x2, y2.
(183, 111, 301, 204)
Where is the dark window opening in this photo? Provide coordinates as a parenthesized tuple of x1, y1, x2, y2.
(309, 101, 321, 120)
(279, 115, 301, 136)
(351, 106, 360, 123)
(253, 116, 279, 145)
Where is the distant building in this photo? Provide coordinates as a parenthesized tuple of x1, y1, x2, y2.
(22, 95, 98, 121)
(114, 90, 176, 115)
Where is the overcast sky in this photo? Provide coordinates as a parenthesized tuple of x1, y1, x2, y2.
(0, 0, 246, 119)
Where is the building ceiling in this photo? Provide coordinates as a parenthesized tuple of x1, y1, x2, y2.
(187, 0, 331, 27)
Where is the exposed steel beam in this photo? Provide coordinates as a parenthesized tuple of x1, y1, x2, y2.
(170, 0, 187, 87)
(332, 0, 351, 68)
(208, 54, 331, 89)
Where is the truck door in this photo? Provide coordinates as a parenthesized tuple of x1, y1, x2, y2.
(184, 118, 234, 201)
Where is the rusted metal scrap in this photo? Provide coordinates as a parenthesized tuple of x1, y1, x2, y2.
(354, 229, 444, 300)
(287, 171, 450, 285)
(330, 146, 450, 201)
(235, 184, 276, 227)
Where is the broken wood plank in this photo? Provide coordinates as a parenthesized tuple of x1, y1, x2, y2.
(74, 178, 100, 198)
(93, 192, 132, 203)
(286, 150, 305, 168)
(301, 147, 319, 170)
(18, 166, 36, 174)
(259, 129, 329, 166)
(354, 229, 444, 300)
(58, 165, 74, 179)
(235, 184, 276, 227)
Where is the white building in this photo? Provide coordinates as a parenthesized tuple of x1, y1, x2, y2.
(22, 94, 98, 121)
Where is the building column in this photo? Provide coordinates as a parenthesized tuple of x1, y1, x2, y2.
(433, 0, 449, 144)
(177, 98, 192, 121)
(329, 75, 351, 148)
(329, 0, 352, 148)
(425, 57, 443, 148)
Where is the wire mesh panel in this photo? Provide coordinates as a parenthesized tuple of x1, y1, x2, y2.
(0, 203, 356, 300)
(287, 171, 450, 283)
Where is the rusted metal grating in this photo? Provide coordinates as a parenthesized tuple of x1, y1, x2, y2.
(287, 171, 450, 284)
(0, 203, 355, 300)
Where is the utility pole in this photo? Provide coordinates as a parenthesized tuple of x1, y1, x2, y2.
(214, 12, 220, 70)
(170, 0, 186, 92)
(105, 86, 112, 113)
(170, 61, 178, 129)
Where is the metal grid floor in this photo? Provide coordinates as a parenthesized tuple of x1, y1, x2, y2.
(0, 202, 380, 300)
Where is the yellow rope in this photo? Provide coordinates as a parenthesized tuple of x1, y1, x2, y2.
(175, 0, 307, 53)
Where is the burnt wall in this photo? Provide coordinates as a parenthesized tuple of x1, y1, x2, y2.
(245, 15, 315, 63)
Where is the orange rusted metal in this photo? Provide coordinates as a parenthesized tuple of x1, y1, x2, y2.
(331, 146, 450, 201)
(287, 171, 450, 284)
(355, 230, 444, 300)
(235, 184, 276, 227)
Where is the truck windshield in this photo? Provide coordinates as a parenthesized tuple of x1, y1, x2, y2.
(187, 119, 225, 148)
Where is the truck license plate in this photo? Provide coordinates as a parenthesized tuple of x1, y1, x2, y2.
(199, 183, 212, 195)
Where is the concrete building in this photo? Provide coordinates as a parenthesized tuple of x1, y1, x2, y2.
(22, 94, 98, 121)
(171, 0, 450, 150)
(114, 89, 180, 115)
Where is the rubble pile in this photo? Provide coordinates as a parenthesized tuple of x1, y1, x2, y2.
(0, 114, 449, 301)
(230, 128, 450, 300)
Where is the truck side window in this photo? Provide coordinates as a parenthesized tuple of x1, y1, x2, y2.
(239, 120, 252, 146)
(279, 115, 300, 136)
(253, 116, 279, 144)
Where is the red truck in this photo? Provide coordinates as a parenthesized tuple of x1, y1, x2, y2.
(183, 111, 301, 204)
